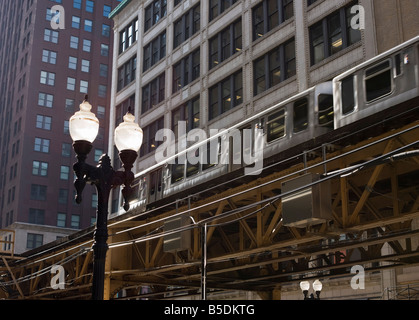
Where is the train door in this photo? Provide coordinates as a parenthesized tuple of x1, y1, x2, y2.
(148, 168, 163, 203)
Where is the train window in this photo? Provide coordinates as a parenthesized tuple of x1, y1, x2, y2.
(365, 60, 392, 102)
(267, 109, 285, 142)
(171, 158, 185, 183)
(203, 140, 219, 171)
(318, 94, 334, 128)
(186, 148, 200, 177)
(341, 75, 355, 115)
(293, 98, 308, 133)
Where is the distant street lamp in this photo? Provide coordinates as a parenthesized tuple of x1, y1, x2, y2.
(300, 279, 323, 300)
(70, 96, 143, 300)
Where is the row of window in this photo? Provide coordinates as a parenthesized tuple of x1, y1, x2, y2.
(44, 28, 110, 52)
(120, 0, 359, 71)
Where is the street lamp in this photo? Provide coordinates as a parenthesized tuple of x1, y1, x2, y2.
(70, 96, 142, 300)
(300, 279, 323, 300)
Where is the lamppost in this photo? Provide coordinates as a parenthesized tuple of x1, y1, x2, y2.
(300, 279, 323, 300)
(69, 96, 143, 300)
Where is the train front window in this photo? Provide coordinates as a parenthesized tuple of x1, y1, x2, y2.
(293, 98, 308, 133)
(365, 60, 392, 102)
(267, 109, 285, 142)
(341, 75, 355, 115)
(318, 94, 334, 128)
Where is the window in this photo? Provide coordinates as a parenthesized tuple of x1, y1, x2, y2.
(67, 77, 76, 91)
(70, 36, 79, 49)
(58, 189, 68, 204)
(42, 49, 57, 64)
(60, 166, 70, 180)
(209, 69, 242, 120)
(253, 0, 293, 40)
(72, 16, 81, 29)
(309, 1, 361, 65)
(32, 161, 48, 176)
(38, 93, 53, 108)
(318, 94, 334, 128)
(30, 184, 47, 200)
(98, 85, 107, 98)
(293, 98, 308, 133)
(27, 233, 43, 249)
(34, 138, 50, 153)
(73, 0, 82, 9)
(209, 19, 242, 69)
(115, 95, 135, 128)
(97, 106, 105, 118)
(65, 99, 75, 113)
(62, 143, 72, 157)
(173, 4, 200, 49)
(144, 0, 167, 32)
(365, 60, 392, 102)
(102, 24, 110, 37)
(84, 19, 93, 32)
(267, 109, 285, 142)
(103, 5, 111, 17)
(94, 149, 104, 162)
(64, 120, 69, 134)
(117, 55, 137, 91)
(341, 76, 355, 114)
(81, 59, 90, 72)
(68, 56, 77, 69)
(140, 117, 164, 157)
(210, 0, 238, 21)
(29, 208, 45, 224)
(119, 18, 139, 54)
(253, 38, 295, 96)
(172, 49, 200, 93)
(40, 71, 55, 86)
(86, 0, 94, 13)
(57, 213, 66, 227)
(36, 115, 52, 130)
(91, 194, 98, 208)
(80, 80, 89, 94)
(172, 96, 200, 139)
(59, 189, 68, 204)
(142, 72, 165, 113)
(71, 215, 80, 229)
(101, 44, 109, 56)
(99, 64, 108, 77)
(83, 39, 91, 52)
(143, 31, 166, 72)
(46, 7, 60, 23)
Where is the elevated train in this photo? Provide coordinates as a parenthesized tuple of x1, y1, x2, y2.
(125, 36, 419, 214)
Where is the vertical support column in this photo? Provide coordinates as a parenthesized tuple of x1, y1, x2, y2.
(201, 223, 208, 300)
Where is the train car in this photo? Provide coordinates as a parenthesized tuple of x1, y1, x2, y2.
(333, 36, 419, 128)
(157, 81, 334, 202)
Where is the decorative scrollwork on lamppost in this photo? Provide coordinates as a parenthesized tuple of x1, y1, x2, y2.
(69, 96, 143, 300)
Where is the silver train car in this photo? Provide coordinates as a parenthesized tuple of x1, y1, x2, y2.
(333, 35, 419, 128)
(127, 36, 419, 213)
